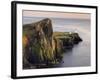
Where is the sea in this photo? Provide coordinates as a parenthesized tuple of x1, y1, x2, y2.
(23, 17, 91, 67)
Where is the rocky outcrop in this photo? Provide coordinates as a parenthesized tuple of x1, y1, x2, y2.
(23, 18, 82, 69)
(23, 18, 63, 69)
(53, 32, 82, 49)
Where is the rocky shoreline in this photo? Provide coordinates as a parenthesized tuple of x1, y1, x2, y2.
(23, 18, 82, 69)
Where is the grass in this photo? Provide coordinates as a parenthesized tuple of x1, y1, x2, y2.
(53, 32, 72, 39)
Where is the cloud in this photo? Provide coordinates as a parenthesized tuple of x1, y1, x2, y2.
(23, 10, 90, 20)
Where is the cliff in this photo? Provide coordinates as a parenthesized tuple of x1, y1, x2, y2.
(23, 18, 63, 69)
(53, 32, 82, 49)
(23, 18, 82, 69)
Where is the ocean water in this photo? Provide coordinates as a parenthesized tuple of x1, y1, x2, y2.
(23, 17, 91, 67)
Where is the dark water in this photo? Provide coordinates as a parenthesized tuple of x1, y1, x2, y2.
(23, 17, 91, 67)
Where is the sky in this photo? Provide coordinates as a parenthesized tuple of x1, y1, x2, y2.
(23, 10, 90, 20)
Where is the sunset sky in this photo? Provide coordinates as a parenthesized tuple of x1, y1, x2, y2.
(23, 10, 90, 20)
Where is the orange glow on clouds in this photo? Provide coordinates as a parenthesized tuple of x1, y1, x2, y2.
(23, 10, 90, 20)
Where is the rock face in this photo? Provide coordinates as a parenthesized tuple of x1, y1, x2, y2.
(23, 18, 82, 69)
(53, 32, 82, 49)
(23, 18, 63, 69)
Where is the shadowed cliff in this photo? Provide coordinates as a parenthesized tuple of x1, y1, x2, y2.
(53, 32, 82, 49)
(23, 18, 82, 69)
(23, 18, 63, 69)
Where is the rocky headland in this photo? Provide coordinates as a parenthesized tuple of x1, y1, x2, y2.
(23, 18, 82, 69)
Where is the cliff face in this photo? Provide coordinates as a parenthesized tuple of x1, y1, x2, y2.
(53, 32, 82, 49)
(23, 18, 82, 69)
(23, 18, 63, 69)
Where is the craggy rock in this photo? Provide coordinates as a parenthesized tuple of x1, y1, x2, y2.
(23, 18, 63, 69)
(23, 18, 82, 69)
(53, 32, 82, 49)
